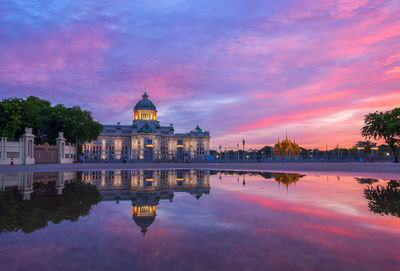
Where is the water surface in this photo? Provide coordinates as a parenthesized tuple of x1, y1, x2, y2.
(0, 170, 399, 271)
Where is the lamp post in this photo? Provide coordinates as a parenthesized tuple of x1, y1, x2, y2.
(219, 145, 222, 160)
(237, 142, 240, 161)
(242, 139, 245, 161)
(337, 144, 339, 161)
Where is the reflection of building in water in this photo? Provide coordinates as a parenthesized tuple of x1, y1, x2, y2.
(213, 171, 303, 189)
(274, 173, 304, 189)
(83, 169, 210, 234)
(0, 171, 77, 200)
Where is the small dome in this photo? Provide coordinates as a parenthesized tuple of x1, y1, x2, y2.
(134, 92, 157, 111)
(192, 125, 204, 133)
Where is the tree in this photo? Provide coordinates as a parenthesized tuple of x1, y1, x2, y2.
(0, 96, 102, 149)
(364, 180, 400, 218)
(0, 97, 23, 139)
(361, 108, 400, 163)
(354, 140, 372, 157)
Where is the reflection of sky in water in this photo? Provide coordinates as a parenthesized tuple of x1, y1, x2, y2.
(0, 171, 399, 271)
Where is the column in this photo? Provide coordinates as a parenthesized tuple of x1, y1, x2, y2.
(56, 171, 65, 195)
(1, 137, 6, 161)
(56, 132, 66, 164)
(21, 127, 35, 165)
(20, 171, 33, 200)
(101, 139, 106, 159)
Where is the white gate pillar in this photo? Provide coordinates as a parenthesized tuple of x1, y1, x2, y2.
(56, 132, 66, 163)
(22, 128, 35, 165)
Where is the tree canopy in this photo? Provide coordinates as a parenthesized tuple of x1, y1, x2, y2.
(361, 108, 400, 163)
(0, 96, 102, 145)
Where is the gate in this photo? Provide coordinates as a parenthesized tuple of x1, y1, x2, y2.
(34, 143, 58, 164)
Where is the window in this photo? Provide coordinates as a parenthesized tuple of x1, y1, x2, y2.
(160, 170, 169, 179)
(197, 170, 205, 179)
(197, 147, 205, 155)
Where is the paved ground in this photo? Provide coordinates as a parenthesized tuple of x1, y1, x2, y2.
(1, 162, 400, 179)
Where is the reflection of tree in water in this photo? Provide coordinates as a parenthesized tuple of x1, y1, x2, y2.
(274, 173, 304, 188)
(364, 180, 400, 218)
(355, 178, 379, 185)
(0, 181, 102, 234)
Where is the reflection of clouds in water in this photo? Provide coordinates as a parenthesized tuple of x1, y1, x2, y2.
(323, 203, 359, 216)
(211, 172, 399, 222)
(0, 171, 400, 270)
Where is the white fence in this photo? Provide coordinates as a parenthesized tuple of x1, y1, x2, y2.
(0, 128, 35, 165)
(0, 129, 76, 165)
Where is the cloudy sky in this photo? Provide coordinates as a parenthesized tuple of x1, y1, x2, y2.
(1, 0, 399, 149)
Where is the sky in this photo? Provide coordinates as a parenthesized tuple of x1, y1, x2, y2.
(0, 0, 399, 149)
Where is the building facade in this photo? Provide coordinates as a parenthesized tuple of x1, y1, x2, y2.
(83, 92, 210, 161)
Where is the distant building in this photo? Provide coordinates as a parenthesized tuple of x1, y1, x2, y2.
(83, 92, 210, 161)
(273, 134, 300, 159)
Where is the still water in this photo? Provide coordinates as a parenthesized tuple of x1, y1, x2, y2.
(0, 170, 399, 271)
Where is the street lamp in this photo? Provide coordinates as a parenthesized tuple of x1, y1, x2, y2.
(242, 139, 245, 160)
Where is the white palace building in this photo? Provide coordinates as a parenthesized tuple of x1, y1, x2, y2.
(83, 92, 210, 162)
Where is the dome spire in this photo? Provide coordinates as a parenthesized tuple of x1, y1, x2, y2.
(142, 92, 148, 99)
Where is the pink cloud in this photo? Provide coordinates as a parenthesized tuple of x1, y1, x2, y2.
(0, 25, 110, 85)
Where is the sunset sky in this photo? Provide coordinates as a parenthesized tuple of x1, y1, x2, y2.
(1, 0, 399, 149)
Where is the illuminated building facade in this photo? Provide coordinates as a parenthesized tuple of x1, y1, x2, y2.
(83, 92, 210, 161)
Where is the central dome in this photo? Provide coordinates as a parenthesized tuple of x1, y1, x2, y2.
(134, 92, 157, 111)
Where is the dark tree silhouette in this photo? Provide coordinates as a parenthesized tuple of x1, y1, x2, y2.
(0, 181, 102, 234)
(364, 180, 400, 218)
